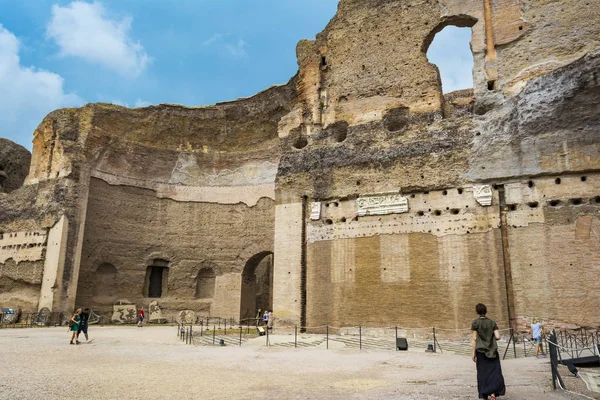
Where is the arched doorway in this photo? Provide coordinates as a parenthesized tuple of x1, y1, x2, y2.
(240, 251, 273, 321)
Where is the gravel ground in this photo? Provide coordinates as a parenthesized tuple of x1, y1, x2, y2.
(0, 326, 585, 400)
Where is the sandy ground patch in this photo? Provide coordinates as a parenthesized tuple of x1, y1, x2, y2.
(0, 326, 585, 400)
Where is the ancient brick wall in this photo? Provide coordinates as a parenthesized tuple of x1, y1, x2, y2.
(75, 178, 276, 319)
(274, 0, 600, 329)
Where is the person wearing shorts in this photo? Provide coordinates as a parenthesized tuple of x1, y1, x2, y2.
(530, 318, 545, 357)
(137, 306, 145, 327)
(69, 309, 81, 345)
(78, 308, 90, 341)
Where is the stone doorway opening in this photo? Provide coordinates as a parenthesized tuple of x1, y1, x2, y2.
(144, 259, 169, 298)
(240, 251, 273, 321)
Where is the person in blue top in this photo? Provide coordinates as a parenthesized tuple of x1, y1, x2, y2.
(530, 318, 545, 357)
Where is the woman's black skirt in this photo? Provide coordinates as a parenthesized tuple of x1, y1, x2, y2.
(476, 351, 506, 399)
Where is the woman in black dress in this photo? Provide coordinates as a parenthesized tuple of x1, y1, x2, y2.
(471, 303, 506, 399)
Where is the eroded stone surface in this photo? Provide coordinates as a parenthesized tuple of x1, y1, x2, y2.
(0, 139, 31, 193)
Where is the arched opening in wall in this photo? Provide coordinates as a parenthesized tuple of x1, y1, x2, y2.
(424, 17, 476, 95)
(195, 267, 216, 299)
(144, 259, 169, 298)
(93, 263, 117, 300)
(240, 251, 274, 321)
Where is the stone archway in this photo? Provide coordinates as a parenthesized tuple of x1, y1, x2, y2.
(240, 251, 273, 321)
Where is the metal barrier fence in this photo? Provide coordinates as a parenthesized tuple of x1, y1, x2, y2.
(547, 329, 599, 398)
(176, 323, 597, 361)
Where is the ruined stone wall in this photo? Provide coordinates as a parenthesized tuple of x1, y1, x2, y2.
(273, 0, 600, 329)
(72, 81, 296, 318)
(1, 0, 599, 329)
(1, 79, 296, 315)
(75, 178, 275, 319)
(0, 119, 86, 313)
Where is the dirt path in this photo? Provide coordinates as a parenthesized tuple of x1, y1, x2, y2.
(0, 326, 582, 400)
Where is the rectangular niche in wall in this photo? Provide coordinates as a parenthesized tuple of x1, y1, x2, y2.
(145, 259, 169, 298)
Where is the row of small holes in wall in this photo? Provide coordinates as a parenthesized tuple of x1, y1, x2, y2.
(322, 208, 465, 225)
(508, 196, 600, 210)
(527, 176, 588, 188)
(410, 188, 465, 198)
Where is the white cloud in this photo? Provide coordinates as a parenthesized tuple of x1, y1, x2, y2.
(202, 33, 248, 59)
(0, 25, 83, 149)
(46, 1, 151, 78)
(225, 40, 247, 59)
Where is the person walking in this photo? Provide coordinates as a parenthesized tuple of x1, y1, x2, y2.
(530, 318, 545, 357)
(471, 303, 506, 400)
(77, 308, 90, 342)
(137, 306, 145, 327)
(262, 310, 268, 327)
(69, 309, 82, 345)
(255, 309, 262, 327)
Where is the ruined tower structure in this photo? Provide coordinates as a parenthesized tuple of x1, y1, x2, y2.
(1, 0, 599, 331)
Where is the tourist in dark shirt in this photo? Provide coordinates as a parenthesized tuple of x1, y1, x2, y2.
(78, 308, 90, 342)
(471, 303, 506, 400)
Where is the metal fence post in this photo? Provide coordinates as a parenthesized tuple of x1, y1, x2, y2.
(295, 325, 297, 348)
(433, 327, 436, 353)
(511, 328, 517, 359)
(239, 327, 242, 347)
(396, 326, 398, 351)
(224, 319, 227, 336)
(266, 325, 269, 347)
(359, 326, 362, 350)
(213, 325, 216, 346)
(326, 326, 329, 350)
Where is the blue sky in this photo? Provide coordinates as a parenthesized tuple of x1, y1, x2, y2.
(0, 1, 472, 149)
